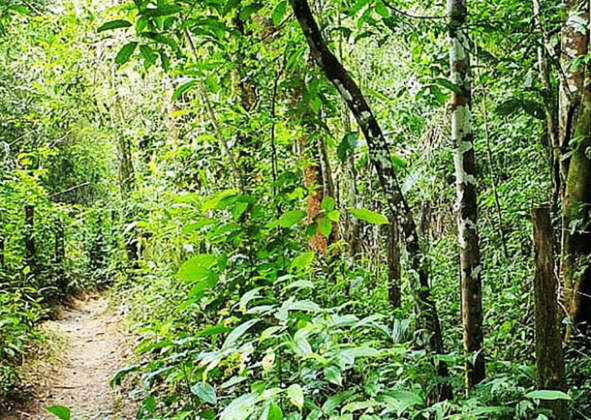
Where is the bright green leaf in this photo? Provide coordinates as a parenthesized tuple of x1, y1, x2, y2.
(525, 390, 571, 401)
(286, 384, 304, 410)
(349, 208, 388, 225)
(290, 251, 315, 271)
(46, 406, 71, 420)
(279, 210, 306, 228)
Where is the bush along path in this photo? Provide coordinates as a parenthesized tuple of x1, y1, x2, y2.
(2, 296, 134, 420)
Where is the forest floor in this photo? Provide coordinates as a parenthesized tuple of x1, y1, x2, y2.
(2, 295, 136, 420)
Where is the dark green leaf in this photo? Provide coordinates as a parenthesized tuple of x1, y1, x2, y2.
(115, 42, 137, 66)
(98, 20, 132, 32)
(272, 1, 287, 26)
(239, 4, 263, 20)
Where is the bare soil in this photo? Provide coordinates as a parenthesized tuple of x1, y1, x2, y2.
(2, 295, 135, 420)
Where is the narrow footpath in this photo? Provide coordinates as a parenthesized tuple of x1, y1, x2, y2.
(3, 296, 134, 420)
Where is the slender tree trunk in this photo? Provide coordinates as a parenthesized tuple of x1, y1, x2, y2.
(387, 213, 401, 307)
(448, 0, 485, 388)
(532, 0, 560, 210)
(24, 205, 36, 275)
(0, 211, 5, 270)
(55, 218, 67, 293)
(558, 0, 591, 338)
(290, 0, 451, 400)
(532, 206, 566, 420)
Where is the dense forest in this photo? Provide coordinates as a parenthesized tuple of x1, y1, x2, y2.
(1, 0, 591, 418)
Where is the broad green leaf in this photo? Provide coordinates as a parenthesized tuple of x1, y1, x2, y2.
(98, 20, 132, 32)
(286, 280, 314, 290)
(181, 254, 218, 270)
(327, 210, 340, 222)
(172, 80, 198, 101)
(222, 319, 260, 350)
(191, 382, 217, 405)
(375, 0, 389, 17)
(279, 210, 306, 228)
(349, 208, 388, 225)
(139, 45, 157, 69)
(276, 299, 322, 320)
(46, 406, 71, 420)
(290, 251, 315, 271)
(350, 0, 371, 14)
(196, 324, 231, 337)
(319, 217, 332, 238)
(272, 1, 287, 26)
(378, 390, 424, 414)
(286, 384, 304, 409)
(324, 366, 343, 386)
(264, 402, 283, 420)
(232, 202, 249, 220)
(187, 271, 218, 297)
(220, 393, 259, 420)
(240, 3, 263, 20)
(321, 196, 335, 211)
(391, 154, 407, 169)
(322, 390, 355, 413)
(435, 77, 462, 94)
(115, 42, 137, 66)
(110, 364, 140, 387)
(239, 287, 261, 312)
(525, 390, 571, 400)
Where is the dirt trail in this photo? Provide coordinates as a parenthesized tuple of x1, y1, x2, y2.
(3, 296, 134, 420)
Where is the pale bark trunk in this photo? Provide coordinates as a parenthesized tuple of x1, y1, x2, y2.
(290, 0, 451, 400)
(448, 0, 485, 388)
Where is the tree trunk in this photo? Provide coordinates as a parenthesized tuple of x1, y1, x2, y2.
(532, 0, 560, 209)
(290, 0, 451, 400)
(0, 211, 5, 270)
(562, 89, 591, 337)
(387, 213, 401, 307)
(532, 206, 566, 420)
(55, 218, 67, 293)
(448, 0, 485, 388)
(24, 205, 36, 275)
(558, 0, 591, 338)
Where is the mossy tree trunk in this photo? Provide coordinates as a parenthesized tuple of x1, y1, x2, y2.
(559, 0, 591, 338)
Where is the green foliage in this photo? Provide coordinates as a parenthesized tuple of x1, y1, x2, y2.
(0, 0, 587, 419)
(45, 405, 71, 420)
